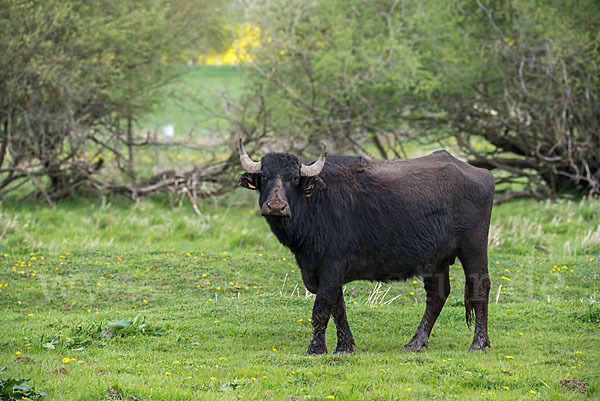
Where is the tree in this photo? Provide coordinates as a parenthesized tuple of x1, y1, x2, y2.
(421, 0, 600, 199)
(0, 0, 230, 200)
(238, 0, 600, 198)
(238, 0, 436, 158)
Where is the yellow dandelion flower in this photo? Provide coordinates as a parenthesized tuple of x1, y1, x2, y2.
(327, 396, 334, 399)
(405, 388, 411, 392)
(15, 351, 21, 355)
(503, 386, 510, 390)
(173, 361, 180, 364)
(210, 376, 217, 380)
(465, 371, 472, 374)
(251, 377, 257, 381)
(505, 355, 514, 359)
(530, 390, 536, 394)
(272, 346, 277, 352)
(165, 371, 171, 375)
(62, 357, 71, 363)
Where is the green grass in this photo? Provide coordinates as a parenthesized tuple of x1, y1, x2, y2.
(1, 195, 599, 400)
(139, 65, 245, 138)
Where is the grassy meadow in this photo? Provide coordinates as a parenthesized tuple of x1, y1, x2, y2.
(0, 193, 599, 400)
(1, 66, 599, 401)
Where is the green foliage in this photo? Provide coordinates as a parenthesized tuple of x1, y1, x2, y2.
(100, 314, 165, 339)
(243, 0, 437, 153)
(0, 0, 231, 198)
(577, 304, 600, 324)
(0, 367, 43, 401)
(241, 0, 600, 195)
(39, 314, 164, 351)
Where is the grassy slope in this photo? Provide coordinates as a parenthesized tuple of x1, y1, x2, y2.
(0, 194, 599, 400)
(139, 65, 244, 137)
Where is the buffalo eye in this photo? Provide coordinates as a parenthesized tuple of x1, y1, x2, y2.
(291, 176, 299, 184)
(260, 172, 267, 180)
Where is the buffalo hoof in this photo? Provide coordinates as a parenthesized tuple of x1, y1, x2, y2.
(333, 346, 355, 355)
(468, 340, 491, 352)
(305, 343, 328, 356)
(403, 343, 425, 352)
(468, 332, 491, 352)
(403, 335, 428, 352)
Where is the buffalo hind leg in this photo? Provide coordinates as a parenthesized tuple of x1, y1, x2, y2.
(404, 264, 450, 352)
(461, 253, 491, 351)
(331, 288, 355, 354)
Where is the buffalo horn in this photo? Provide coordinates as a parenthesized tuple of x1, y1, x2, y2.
(300, 144, 327, 177)
(238, 138, 261, 173)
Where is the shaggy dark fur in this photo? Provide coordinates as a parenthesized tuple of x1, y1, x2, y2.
(236, 150, 494, 354)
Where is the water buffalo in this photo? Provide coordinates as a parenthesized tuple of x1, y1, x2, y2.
(236, 139, 494, 354)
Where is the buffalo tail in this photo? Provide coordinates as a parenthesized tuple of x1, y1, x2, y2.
(464, 282, 474, 328)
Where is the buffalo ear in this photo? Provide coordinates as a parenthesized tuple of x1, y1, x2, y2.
(235, 173, 258, 190)
(302, 176, 326, 197)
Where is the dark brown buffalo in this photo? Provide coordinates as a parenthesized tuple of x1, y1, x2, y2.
(236, 139, 494, 354)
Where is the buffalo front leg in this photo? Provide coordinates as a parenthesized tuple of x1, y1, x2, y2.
(331, 288, 355, 354)
(306, 288, 332, 355)
(306, 283, 353, 355)
(404, 265, 450, 352)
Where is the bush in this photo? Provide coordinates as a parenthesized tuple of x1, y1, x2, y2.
(238, 0, 600, 198)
